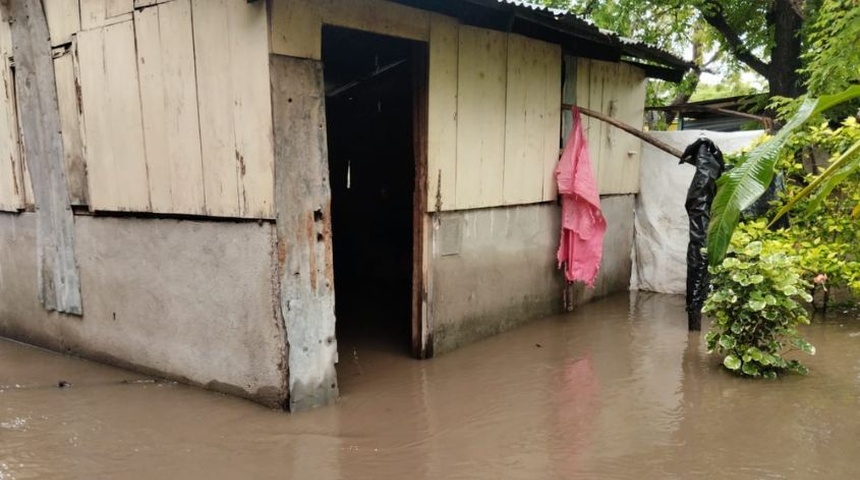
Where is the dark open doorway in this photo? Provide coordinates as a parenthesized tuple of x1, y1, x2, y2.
(323, 26, 425, 358)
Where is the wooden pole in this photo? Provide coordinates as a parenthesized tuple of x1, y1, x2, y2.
(563, 103, 685, 159)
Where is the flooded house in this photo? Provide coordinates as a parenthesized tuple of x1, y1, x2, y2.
(0, 0, 689, 410)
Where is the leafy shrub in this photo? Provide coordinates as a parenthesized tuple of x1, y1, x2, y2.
(720, 117, 860, 310)
(704, 234, 815, 378)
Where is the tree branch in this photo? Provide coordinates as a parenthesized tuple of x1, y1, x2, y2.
(698, 0, 772, 79)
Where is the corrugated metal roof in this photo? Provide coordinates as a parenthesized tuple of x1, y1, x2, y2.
(495, 0, 566, 15)
(389, 0, 692, 81)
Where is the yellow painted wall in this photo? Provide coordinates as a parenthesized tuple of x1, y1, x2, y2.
(575, 58, 646, 194)
(271, 0, 564, 212)
(0, 0, 646, 216)
(7, 0, 277, 218)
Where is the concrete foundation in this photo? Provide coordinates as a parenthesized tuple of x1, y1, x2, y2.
(428, 195, 635, 354)
(0, 213, 287, 407)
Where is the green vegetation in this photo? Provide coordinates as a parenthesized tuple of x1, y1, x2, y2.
(704, 235, 814, 378)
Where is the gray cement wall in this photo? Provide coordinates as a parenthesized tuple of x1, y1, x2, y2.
(428, 196, 635, 354)
(0, 213, 287, 407)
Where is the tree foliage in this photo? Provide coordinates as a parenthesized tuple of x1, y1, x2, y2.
(541, 0, 823, 103)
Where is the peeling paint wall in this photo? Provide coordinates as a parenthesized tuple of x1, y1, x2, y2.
(0, 213, 287, 407)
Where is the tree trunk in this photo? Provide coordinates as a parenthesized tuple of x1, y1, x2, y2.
(767, 0, 804, 98)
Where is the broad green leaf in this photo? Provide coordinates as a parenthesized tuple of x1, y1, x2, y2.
(746, 347, 764, 361)
(724, 355, 742, 371)
(719, 335, 737, 349)
(770, 138, 860, 225)
(708, 85, 860, 266)
(748, 299, 767, 311)
(742, 362, 760, 376)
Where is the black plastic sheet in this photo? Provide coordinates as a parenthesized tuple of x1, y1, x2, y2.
(680, 138, 725, 331)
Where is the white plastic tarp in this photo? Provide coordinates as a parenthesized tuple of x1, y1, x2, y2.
(630, 129, 764, 294)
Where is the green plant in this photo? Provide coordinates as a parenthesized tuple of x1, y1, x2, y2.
(704, 235, 815, 378)
(707, 84, 860, 266)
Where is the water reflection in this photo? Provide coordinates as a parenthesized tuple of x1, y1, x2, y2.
(1, 294, 858, 479)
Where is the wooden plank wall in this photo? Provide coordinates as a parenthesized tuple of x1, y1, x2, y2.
(575, 58, 646, 194)
(0, 11, 24, 211)
(270, 0, 563, 212)
(431, 28, 561, 210)
(3, 0, 277, 218)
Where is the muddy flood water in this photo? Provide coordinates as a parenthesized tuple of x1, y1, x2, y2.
(2, 293, 859, 479)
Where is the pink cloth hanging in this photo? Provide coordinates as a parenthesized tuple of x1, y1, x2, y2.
(556, 107, 606, 288)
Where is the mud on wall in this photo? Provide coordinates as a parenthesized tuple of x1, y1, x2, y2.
(428, 196, 635, 354)
(0, 213, 287, 407)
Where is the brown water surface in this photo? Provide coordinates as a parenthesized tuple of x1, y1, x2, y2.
(2, 293, 859, 479)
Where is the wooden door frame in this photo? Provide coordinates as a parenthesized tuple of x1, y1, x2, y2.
(411, 42, 431, 359)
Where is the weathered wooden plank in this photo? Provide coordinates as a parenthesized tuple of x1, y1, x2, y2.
(135, 0, 205, 214)
(455, 26, 507, 209)
(541, 41, 562, 201)
(79, 0, 106, 29)
(228, 0, 274, 218)
(7, 0, 82, 314)
(269, 0, 322, 60)
(426, 13, 458, 212)
(134, 0, 171, 8)
(53, 49, 88, 205)
(78, 21, 150, 211)
(106, 0, 133, 18)
(44, 0, 81, 46)
(615, 63, 646, 193)
(270, 55, 338, 411)
(320, 0, 430, 42)
(80, 0, 133, 30)
(0, 14, 23, 211)
(411, 43, 430, 358)
(192, 0, 239, 217)
(598, 63, 620, 193)
(503, 34, 556, 205)
(587, 59, 605, 187)
(561, 54, 576, 145)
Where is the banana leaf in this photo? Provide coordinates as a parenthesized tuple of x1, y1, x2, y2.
(706, 84, 860, 266)
(769, 138, 860, 225)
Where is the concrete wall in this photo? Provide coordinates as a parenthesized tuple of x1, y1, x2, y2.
(0, 213, 287, 407)
(428, 195, 634, 354)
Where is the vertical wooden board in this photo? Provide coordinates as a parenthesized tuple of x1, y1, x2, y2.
(587, 60, 605, 189)
(53, 50, 88, 205)
(79, 0, 106, 30)
(81, 0, 133, 29)
(228, 0, 274, 218)
(135, 6, 171, 212)
(269, 0, 322, 59)
(158, 0, 205, 214)
(0, 59, 22, 211)
(44, 0, 81, 46)
(502, 34, 527, 205)
(103, 21, 150, 211)
(574, 57, 591, 148)
(320, 0, 430, 42)
(78, 23, 150, 211)
(76, 28, 111, 208)
(541, 42, 562, 201)
(503, 34, 543, 205)
(0, 13, 22, 211)
(427, 13, 458, 212)
(192, 0, 240, 217)
(598, 63, 620, 193)
(271, 55, 338, 410)
(136, 0, 205, 214)
(617, 64, 646, 193)
(8, 0, 83, 313)
(455, 26, 507, 210)
(106, 0, 134, 18)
